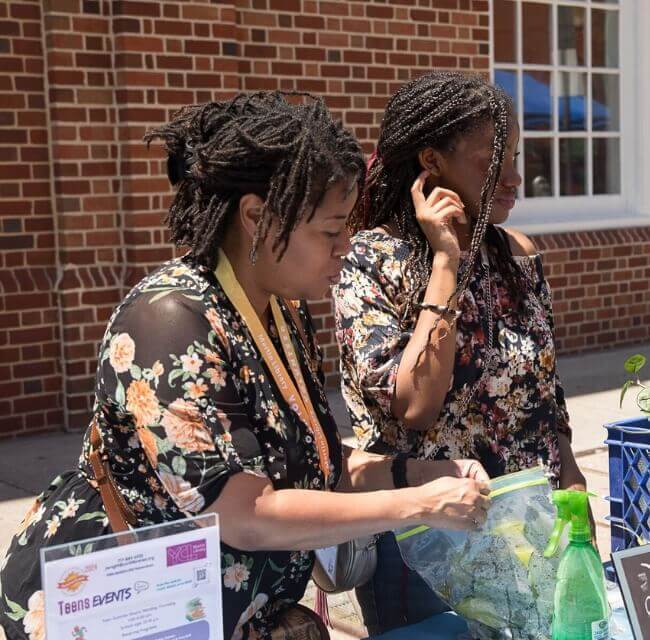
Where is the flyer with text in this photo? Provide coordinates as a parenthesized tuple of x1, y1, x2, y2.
(41, 515, 222, 640)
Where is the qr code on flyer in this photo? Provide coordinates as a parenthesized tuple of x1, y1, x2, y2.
(194, 566, 208, 584)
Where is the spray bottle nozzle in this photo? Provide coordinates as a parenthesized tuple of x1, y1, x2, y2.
(543, 490, 594, 558)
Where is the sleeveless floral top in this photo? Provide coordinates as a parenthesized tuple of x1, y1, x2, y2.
(333, 229, 571, 483)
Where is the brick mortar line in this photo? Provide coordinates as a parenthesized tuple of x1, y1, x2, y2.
(40, 0, 69, 432)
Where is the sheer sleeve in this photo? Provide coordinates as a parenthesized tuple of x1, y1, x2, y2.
(97, 288, 266, 516)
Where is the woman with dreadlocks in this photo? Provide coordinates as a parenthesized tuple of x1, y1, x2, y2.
(332, 72, 587, 633)
(0, 91, 491, 640)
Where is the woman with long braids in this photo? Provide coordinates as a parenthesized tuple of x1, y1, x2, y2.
(0, 91, 492, 640)
(333, 72, 587, 633)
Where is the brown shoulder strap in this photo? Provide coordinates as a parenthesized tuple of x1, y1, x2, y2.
(88, 420, 137, 533)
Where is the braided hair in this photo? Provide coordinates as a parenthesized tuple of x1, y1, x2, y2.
(349, 72, 523, 326)
(144, 91, 365, 269)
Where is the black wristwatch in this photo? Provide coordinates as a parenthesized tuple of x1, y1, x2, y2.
(391, 452, 412, 489)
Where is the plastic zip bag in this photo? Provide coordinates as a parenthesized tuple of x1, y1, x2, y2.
(395, 467, 564, 640)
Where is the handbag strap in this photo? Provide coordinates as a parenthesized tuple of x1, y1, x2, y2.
(88, 419, 137, 533)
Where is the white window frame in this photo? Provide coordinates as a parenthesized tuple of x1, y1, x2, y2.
(489, 0, 648, 234)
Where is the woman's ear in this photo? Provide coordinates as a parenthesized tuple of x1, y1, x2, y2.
(238, 193, 265, 240)
(418, 147, 446, 179)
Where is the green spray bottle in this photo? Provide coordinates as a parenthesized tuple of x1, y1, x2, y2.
(544, 490, 609, 640)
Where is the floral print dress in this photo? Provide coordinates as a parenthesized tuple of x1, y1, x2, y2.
(0, 254, 341, 640)
(333, 228, 571, 483)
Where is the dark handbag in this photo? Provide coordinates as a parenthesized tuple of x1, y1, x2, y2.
(311, 536, 378, 594)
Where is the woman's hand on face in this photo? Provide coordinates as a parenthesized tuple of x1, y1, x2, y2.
(413, 476, 491, 531)
(410, 171, 467, 261)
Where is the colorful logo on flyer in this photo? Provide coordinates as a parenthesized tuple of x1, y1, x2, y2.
(186, 597, 206, 621)
(57, 569, 90, 594)
(71, 625, 87, 640)
(166, 538, 207, 567)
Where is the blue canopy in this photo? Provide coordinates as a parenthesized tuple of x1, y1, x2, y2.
(494, 70, 611, 130)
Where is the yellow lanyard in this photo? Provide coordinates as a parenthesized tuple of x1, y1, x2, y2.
(214, 249, 331, 484)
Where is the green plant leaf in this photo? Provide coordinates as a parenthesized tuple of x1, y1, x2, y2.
(171, 456, 187, 476)
(4, 596, 26, 619)
(620, 380, 634, 408)
(268, 558, 284, 573)
(5, 611, 24, 621)
(154, 433, 174, 455)
(130, 364, 142, 380)
(167, 369, 184, 388)
(115, 380, 126, 406)
(76, 511, 108, 522)
(624, 354, 646, 374)
(637, 388, 650, 413)
(223, 553, 235, 567)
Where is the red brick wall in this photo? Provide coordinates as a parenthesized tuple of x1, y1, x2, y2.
(0, 0, 63, 436)
(1, 0, 489, 436)
(3, 0, 646, 438)
(537, 228, 650, 352)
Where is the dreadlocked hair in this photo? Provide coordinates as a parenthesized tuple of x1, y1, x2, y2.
(350, 71, 525, 329)
(144, 91, 365, 270)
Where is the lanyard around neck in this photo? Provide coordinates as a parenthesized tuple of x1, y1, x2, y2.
(214, 249, 330, 483)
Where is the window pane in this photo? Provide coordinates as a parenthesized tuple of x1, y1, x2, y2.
(494, 0, 517, 63)
(593, 138, 621, 194)
(523, 71, 551, 130)
(558, 6, 586, 66)
(494, 69, 517, 114)
(559, 138, 586, 195)
(522, 2, 551, 65)
(558, 72, 587, 131)
(525, 138, 553, 197)
(592, 74, 620, 131)
(592, 9, 619, 68)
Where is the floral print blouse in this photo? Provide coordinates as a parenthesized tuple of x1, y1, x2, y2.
(0, 254, 342, 640)
(333, 229, 571, 483)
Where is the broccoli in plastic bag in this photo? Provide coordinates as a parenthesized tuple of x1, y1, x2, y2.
(395, 467, 564, 640)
